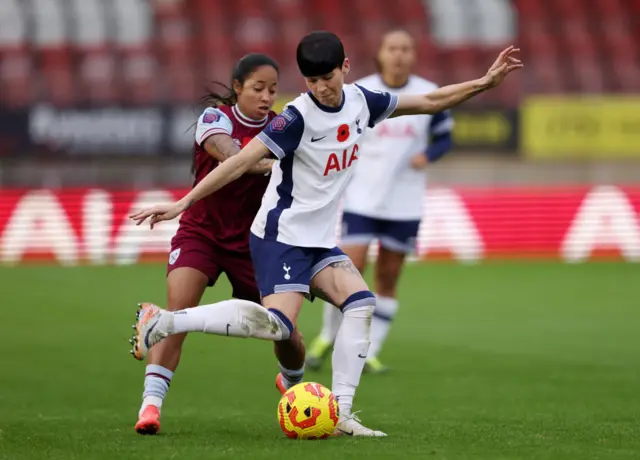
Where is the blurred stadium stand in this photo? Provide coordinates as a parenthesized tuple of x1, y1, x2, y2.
(2, 0, 638, 109)
(0, 0, 638, 189)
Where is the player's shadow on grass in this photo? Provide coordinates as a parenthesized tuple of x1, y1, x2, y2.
(149, 422, 350, 442)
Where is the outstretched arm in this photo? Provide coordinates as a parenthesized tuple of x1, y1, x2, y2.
(392, 46, 523, 117)
(130, 138, 270, 228)
(204, 134, 274, 175)
(185, 137, 269, 205)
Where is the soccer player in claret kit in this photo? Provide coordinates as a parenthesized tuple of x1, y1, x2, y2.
(133, 54, 305, 435)
(130, 31, 522, 436)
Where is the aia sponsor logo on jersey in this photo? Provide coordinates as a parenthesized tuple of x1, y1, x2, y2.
(323, 144, 359, 176)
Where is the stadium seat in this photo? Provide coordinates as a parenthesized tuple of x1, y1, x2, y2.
(112, 0, 158, 105)
(444, 47, 479, 81)
(191, 0, 234, 84)
(395, 0, 433, 57)
(550, 0, 589, 19)
(70, 0, 120, 105)
(474, 0, 517, 46)
(522, 22, 555, 58)
(572, 57, 605, 93)
(397, 0, 430, 24)
(591, 0, 625, 18)
(154, 0, 198, 103)
(512, 0, 545, 19)
(352, 0, 383, 22)
(428, 0, 469, 47)
(228, 0, 277, 58)
(530, 56, 566, 94)
(0, 0, 33, 107)
(29, 0, 77, 106)
(563, 22, 598, 59)
(309, 0, 350, 38)
(0, 50, 34, 108)
(3, 0, 636, 105)
(274, 0, 309, 64)
(608, 37, 640, 91)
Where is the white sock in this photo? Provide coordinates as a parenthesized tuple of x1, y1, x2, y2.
(319, 301, 342, 343)
(279, 363, 305, 390)
(168, 299, 293, 341)
(141, 364, 173, 415)
(331, 304, 373, 417)
(368, 295, 399, 359)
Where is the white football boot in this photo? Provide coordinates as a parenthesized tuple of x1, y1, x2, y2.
(334, 412, 387, 437)
(129, 303, 172, 360)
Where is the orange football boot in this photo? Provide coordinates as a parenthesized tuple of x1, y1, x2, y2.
(135, 405, 161, 435)
(275, 373, 287, 395)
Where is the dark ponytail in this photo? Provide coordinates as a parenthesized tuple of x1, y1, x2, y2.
(199, 53, 280, 109)
(192, 53, 279, 173)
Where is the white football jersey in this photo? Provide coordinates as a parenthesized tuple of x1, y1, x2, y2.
(252, 83, 398, 248)
(342, 74, 454, 220)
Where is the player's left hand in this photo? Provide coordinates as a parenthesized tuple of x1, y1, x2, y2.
(410, 153, 428, 170)
(129, 202, 186, 229)
(484, 46, 523, 88)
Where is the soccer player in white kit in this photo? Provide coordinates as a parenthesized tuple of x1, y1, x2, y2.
(307, 30, 454, 374)
(129, 31, 522, 437)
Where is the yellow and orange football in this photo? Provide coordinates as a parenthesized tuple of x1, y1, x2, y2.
(277, 382, 339, 439)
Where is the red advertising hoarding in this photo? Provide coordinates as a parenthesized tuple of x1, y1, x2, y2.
(1, 186, 639, 265)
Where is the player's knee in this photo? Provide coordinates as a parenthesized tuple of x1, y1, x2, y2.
(267, 308, 295, 340)
(166, 267, 210, 309)
(340, 290, 376, 314)
(342, 247, 368, 272)
(290, 329, 304, 342)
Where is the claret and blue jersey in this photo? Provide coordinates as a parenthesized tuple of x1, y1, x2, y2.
(248, 83, 398, 298)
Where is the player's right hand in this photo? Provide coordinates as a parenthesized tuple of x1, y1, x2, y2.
(129, 202, 185, 229)
(484, 45, 523, 88)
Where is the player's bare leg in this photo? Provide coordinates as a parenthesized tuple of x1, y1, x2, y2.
(273, 330, 306, 393)
(307, 244, 368, 371)
(135, 267, 208, 435)
(311, 260, 386, 437)
(365, 246, 406, 374)
(261, 292, 306, 394)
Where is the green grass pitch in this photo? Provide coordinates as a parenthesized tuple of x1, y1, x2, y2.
(1, 262, 639, 459)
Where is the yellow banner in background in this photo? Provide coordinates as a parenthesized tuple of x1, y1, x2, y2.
(521, 96, 640, 159)
(273, 95, 296, 114)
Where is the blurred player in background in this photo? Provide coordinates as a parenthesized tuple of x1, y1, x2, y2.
(306, 30, 454, 374)
(130, 31, 521, 436)
(134, 53, 305, 435)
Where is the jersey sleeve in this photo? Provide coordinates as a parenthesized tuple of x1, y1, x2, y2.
(195, 107, 233, 146)
(429, 109, 455, 136)
(355, 84, 399, 128)
(256, 106, 304, 159)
